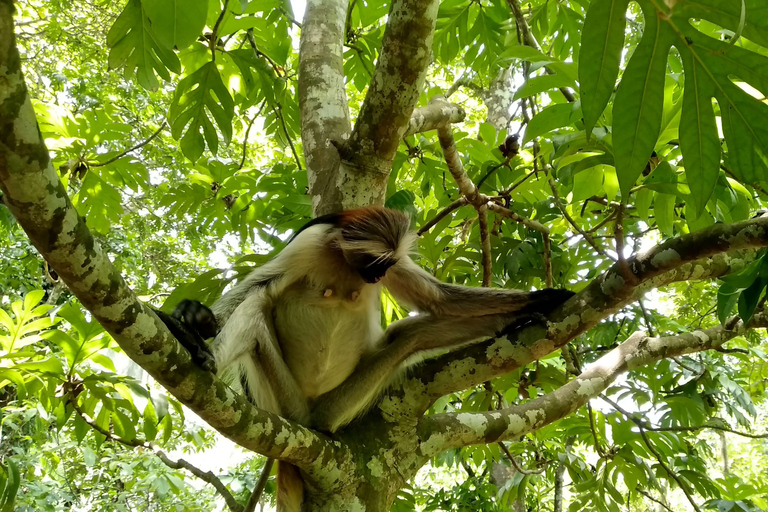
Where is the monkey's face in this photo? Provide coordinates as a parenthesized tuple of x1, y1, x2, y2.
(345, 251, 398, 283)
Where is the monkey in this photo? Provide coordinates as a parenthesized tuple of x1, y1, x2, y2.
(156, 206, 574, 510)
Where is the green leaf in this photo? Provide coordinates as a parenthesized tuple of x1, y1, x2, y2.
(524, 103, 579, 145)
(106, 0, 182, 90)
(612, 6, 673, 197)
(169, 61, 235, 161)
(143, 399, 159, 442)
(678, 53, 720, 216)
(635, 187, 653, 223)
(654, 193, 675, 237)
(514, 74, 576, 101)
(144, 0, 209, 50)
(579, 0, 630, 135)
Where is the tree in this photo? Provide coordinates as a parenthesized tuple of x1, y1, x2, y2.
(1, 0, 768, 510)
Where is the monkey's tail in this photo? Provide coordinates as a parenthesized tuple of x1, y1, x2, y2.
(276, 460, 303, 512)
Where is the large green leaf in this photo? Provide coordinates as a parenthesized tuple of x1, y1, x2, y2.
(106, 0, 182, 90)
(583, 0, 768, 202)
(143, 0, 209, 51)
(578, 0, 630, 135)
(169, 61, 235, 161)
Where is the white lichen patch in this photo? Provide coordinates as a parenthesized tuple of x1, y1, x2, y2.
(420, 432, 447, 457)
(486, 337, 516, 360)
(576, 377, 606, 397)
(13, 97, 42, 145)
(502, 413, 526, 436)
(247, 417, 274, 437)
(524, 409, 544, 426)
(650, 248, 681, 269)
(430, 357, 476, 390)
(121, 309, 160, 343)
(367, 457, 384, 479)
(600, 272, 625, 296)
(692, 330, 709, 343)
(455, 413, 488, 434)
(689, 263, 707, 280)
(552, 313, 581, 334)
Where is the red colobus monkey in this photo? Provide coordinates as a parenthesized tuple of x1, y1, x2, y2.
(157, 206, 573, 509)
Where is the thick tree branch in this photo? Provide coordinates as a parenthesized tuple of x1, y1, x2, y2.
(416, 313, 768, 454)
(344, 0, 439, 168)
(0, 6, 347, 487)
(393, 216, 768, 415)
(403, 101, 466, 138)
(298, 0, 351, 215)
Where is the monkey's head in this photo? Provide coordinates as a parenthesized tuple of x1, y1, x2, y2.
(336, 207, 415, 283)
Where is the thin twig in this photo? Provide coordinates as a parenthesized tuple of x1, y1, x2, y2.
(246, 29, 283, 77)
(497, 442, 548, 475)
(273, 105, 302, 170)
(478, 205, 493, 287)
(586, 402, 606, 458)
(486, 202, 548, 235)
(71, 402, 243, 512)
(543, 233, 552, 288)
(614, 203, 637, 283)
(210, 0, 231, 63)
(548, 177, 613, 259)
(90, 122, 166, 168)
(417, 198, 468, 236)
(637, 489, 674, 512)
(501, 168, 538, 196)
(240, 101, 267, 169)
(477, 159, 510, 190)
(243, 458, 274, 512)
(600, 396, 702, 512)
(586, 208, 618, 234)
(638, 299, 655, 337)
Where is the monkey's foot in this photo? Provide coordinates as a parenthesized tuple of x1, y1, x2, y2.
(172, 299, 218, 340)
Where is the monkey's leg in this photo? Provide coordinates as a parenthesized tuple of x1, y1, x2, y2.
(310, 313, 512, 432)
(212, 292, 310, 424)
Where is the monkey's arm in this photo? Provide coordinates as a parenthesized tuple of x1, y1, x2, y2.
(382, 257, 574, 317)
(211, 290, 310, 423)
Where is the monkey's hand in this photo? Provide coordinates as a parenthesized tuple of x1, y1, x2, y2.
(172, 299, 219, 340)
(499, 288, 576, 336)
(154, 305, 217, 373)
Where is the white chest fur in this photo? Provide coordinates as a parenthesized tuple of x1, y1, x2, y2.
(273, 279, 383, 398)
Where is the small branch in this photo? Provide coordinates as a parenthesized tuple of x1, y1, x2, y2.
(600, 396, 701, 512)
(445, 70, 473, 98)
(403, 100, 466, 138)
(501, 168, 538, 195)
(479, 205, 493, 287)
(614, 203, 637, 283)
(506, 0, 575, 103)
(638, 299, 655, 337)
(586, 402, 606, 458)
(71, 402, 243, 512)
(637, 489, 674, 512)
(548, 176, 613, 259)
(497, 442, 547, 475)
(543, 233, 552, 288)
(240, 103, 266, 169)
(244, 458, 275, 512)
(210, 0, 231, 63)
(476, 159, 510, 190)
(273, 105, 302, 170)
(417, 197, 468, 236)
(436, 122, 479, 203)
(89, 122, 166, 168)
(486, 202, 548, 235)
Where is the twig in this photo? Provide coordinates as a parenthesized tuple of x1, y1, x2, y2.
(417, 197, 468, 236)
(210, 0, 231, 63)
(543, 233, 552, 288)
(638, 299, 655, 337)
(445, 70, 473, 98)
(497, 442, 548, 475)
(505, 0, 575, 102)
(548, 176, 613, 259)
(246, 29, 283, 77)
(586, 208, 618, 234)
(478, 205, 493, 287)
(586, 402, 606, 458)
(240, 101, 267, 169)
(637, 489, 674, 512)
(89, 122, 166, 168)
(273, 105, 302, 170)
(244, 458, 274, 512)
(614, 203, 637, 283)
(486, 202, 549, 235)
(476, 159, 510, 190)
(71, 402, 243, 512)
(501, 168, 538, 196)
(600, 396, 702, 512)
